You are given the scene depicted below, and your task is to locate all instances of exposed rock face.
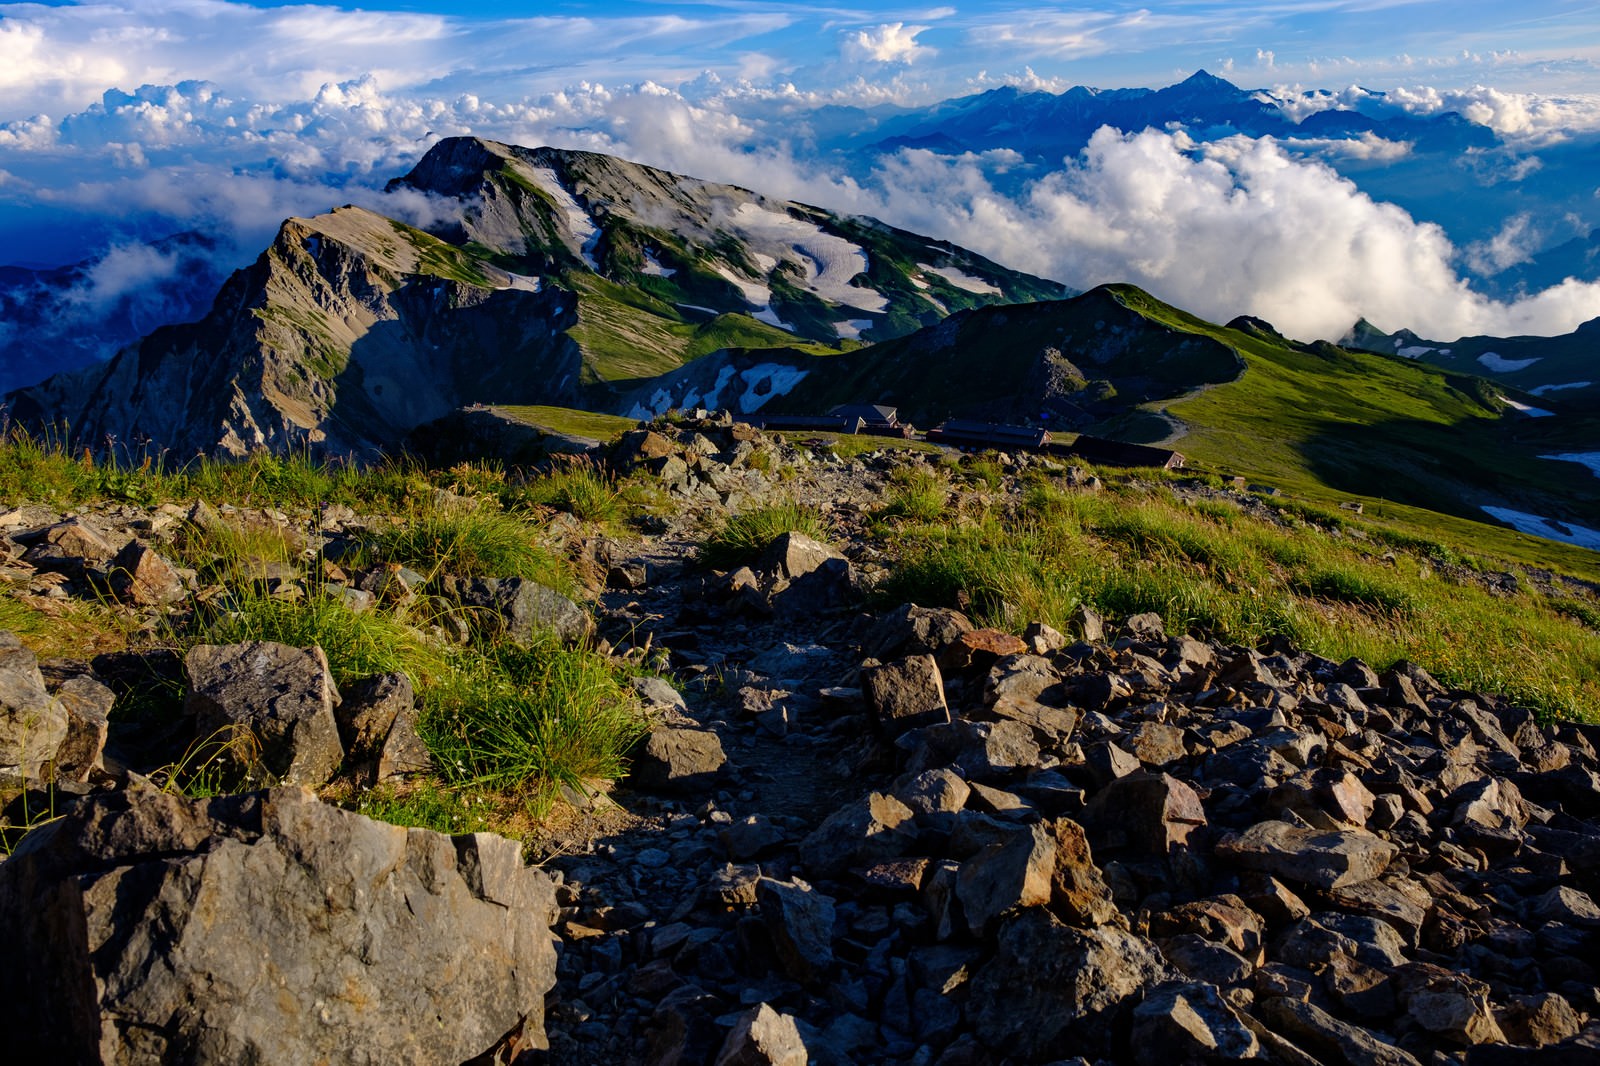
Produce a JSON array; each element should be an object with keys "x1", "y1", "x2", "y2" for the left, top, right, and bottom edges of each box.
[
  {"x1": 0, "y1": 786, "x2": 559, "y2": 1065},
  {"x1": 0, "y1": 632, "x2": 68, "y2": 785},
  {"x1": 183, "y1": 641, "x2": 345, "y2": 787}
]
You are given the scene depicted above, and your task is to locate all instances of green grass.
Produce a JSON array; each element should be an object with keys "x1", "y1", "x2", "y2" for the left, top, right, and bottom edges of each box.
[
  {"x1": 875, "y1": 466, "x2": 950, "y2": 523},
  {"x1": 878, "y1": 471, "x2": 1600, "y2": 720},
  {"x1": 827, "y1": 433, "x2": 942, "y2": 460},
  {"x1": 372, "y1": 500, "x2": 573, "y2": 591},
  {"x1": 197, "y1": 587, "x2": 449, "y2": 688},
  {"x1": 514, "y1": 463, "x2": 624, "y2": 525},
  {"x1": 419, "y1": 636, "x2": 647, "y2": 806},
  {"x1": 700, "y1": 500, "x2": 829, "y2": 570},
  {"x1": 493, "y1": 405, "x2": 640, "y2": 444}
]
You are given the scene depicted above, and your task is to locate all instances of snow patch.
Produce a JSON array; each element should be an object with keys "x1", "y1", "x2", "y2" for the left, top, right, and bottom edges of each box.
[
  {"x1": 1396, "y1": 345, "x2": 1434, "y2": 359},
  {"x1": 1539, "y1": 453, "x2": 1600, "y2": 478},
  {"x1": 752, "y1": 306, "x2": 795, "y2": 332},
  {"x1": 738, "y1": 363, "x2": 809, "y2": 412},
  {"x1": 1500, "y1": 396, "x2": 1555, "y2": 417},
  {"x1": 695, "y1": 366, "x2": 739, "y2": 411},
  {"x1": 1478, "y1": 352, "x2": 1541, "y2": 373},
  {"x1": 501, "y1": 271, "x2": 542, "y2": 293},
  {"x1": 676, "y1": 303, "x2": 720, "y2": 317},
  {"x1": 918, "y1": 263, "x2": 1003, "y2": 296},
  {"x1": 1482, "y1": 507, "x2": 1600, "y2": 551},
  {"x1": 713, "y1": 264, "x2": 772, "y2": 309},
  {"x1": 527, "y1": 167, "x2": 601, "y2": 271},
  {"x1": 641, "y1": 250, "x2": 676, "y2": 278},
  {"x1": 721, "y1": 203, "x2": 887, "y2": 313},
  {"x1": 1532, "y1": 381, "x2": 1592, "y2": 395},
  {"x1": 834, "y1": 319, "x2": 874, "y2": 340}
]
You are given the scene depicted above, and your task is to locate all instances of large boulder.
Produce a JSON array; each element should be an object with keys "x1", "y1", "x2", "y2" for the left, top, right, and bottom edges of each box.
[
  {"x1": 0, "y1": 786, "x2": 560, "y2": 1064},
  {"x1": 184, "y1": 641, "x2": 345, "y2": 787}
]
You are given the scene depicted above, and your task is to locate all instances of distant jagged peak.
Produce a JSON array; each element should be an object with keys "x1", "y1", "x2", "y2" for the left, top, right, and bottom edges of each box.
[{"x1": 1179, "y1": 68, "x2": 1239, "y2": 90}]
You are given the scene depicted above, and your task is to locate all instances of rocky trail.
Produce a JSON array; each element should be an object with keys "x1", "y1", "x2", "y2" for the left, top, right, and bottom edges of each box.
[{"x1": 1, "y1": 417, "x2": 1600, "y2": 1064}]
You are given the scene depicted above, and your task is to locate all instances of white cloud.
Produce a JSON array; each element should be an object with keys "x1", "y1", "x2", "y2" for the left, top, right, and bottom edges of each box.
[
  {"x1": 0, "y1": 1, "x2": 794, "y2": 118},
  {"x1": 843, "y1": 23, "x2": 934, "y2": 65},
  {"x1": 851, "y1": 129, "x2": 1600, "y2": 342},
  {"x1": 1465, "y1": 213, "x2": 1540, "y2": 274},
  {"x1": 1280, "y1": 131, "x2": 1413, "y2": 162},
  {"x1": 1271, "y1": 81, "x2": 1600, "y2": 139}
]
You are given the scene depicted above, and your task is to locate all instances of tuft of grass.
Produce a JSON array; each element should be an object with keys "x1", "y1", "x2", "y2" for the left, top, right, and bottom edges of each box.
[
  {"x1": 372, "y1": 501, "x2": 572, "y2": 590},
  {"x1": 198, "y1": 587, "x2": 448, "y2": 688},
  {"x1": 419, "y1": 636, "x2": 647, "y2": 808},
  {"x1": 876, "y1": 466, "x2": 949, "y2": 524},
  {"x1": 516, "y1": 463, "x2": 623, "y2": 526},
  {"x1": 700, "y1": 500, "x2": 828, "y2": 570}
]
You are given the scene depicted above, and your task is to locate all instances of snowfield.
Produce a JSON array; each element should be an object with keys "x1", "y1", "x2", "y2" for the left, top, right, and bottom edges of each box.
[
  {"x1": 833, "y1": 319, "x2": 875, "y2": 339},
  {"x1": 1482, "y1": 507, "x2": 1600, "y2": 551},
  {"x1": 720, "y1": 203, "x2": 888, "y2": 313},
  {"x1": 918, "y1": 264, "x2": 1003, "y2": 295},
  {"x1": 1531, "y1": 381, "x2": 1592, "y2": 395},
  {"x1": 1539, "y1": 453, "x2": 1600, "y2": 479},
  {"x1": 1396, "y1": 345, "x2": 1435, "y2": 359},
  {"x1": 641, "y1": 251, "x2": 676, "y2": 277},
  {"x1": 624, "y1": 361, "x2": 809, "y2": 419},
  {"x1": 1478, "y1": 352, "x2": 1541, "y2": 373},
  {"x1": 527, "y1": 167, "x2": 601, "y2": 270}
]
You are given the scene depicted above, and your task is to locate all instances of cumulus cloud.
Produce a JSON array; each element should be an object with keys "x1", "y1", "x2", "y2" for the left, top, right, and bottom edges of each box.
[
  {"x1": 4, "y1": 66, "x2": 1599, "y2": 351},
  {"x1": 1272, "y1": 82, "x2": 1600, "y2": 139},
  {"x1": 843, "y1": 23, "x2": 934, "y2": 65},
  {"x1": 0, "y1": 1, "x2": 794, "y2": 117},
  {"x1": 1280, "y1": 131, "x2": 1413, "y2": 162},
  {"x1": 1465, "y1": 213, "x2": 1541, "y2": 275},
  {"x1": 852, "y1": 129, "x2": 1600, "y2": 342}
]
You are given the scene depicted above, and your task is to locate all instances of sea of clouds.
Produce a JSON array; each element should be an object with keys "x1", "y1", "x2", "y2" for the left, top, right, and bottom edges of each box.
[{"x1": 4, "y1": 2, "x2": 1600, "y2": 349}]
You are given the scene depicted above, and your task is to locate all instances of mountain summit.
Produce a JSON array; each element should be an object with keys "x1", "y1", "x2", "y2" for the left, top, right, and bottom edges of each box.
[{"x1": 6, "y1": 139, "x2": 1063, "y2": 459}]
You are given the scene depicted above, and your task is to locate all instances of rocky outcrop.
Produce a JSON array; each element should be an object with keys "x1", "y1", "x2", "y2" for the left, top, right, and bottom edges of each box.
[{"x1": 0, "y1": 785, "x2": 559, "y2": 1064}]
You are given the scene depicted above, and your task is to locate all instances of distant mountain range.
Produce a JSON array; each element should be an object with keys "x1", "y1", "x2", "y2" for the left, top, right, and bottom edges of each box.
[{"x1": 815, "y1": 71, "x2": 1600, "y2": 293}]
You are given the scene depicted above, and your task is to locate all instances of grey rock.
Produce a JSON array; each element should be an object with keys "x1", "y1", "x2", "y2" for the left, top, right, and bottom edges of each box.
[
  {"x1": 465, "y1": 577, "x2": 593, "y2": 646},
  {"x1": 757, "y1": 877, "x2": 835, "y2": 984},
  {"x1": 864, "y1": 654, "x2": 951, "y2": 737},
  {"x1": 799, "y1": 791, "x2": 916, "y2": 878},
  {"x1": 1080, "y1": 772, "x2": 1208, "y2": 856},
  {"x1": 956, "y1": 822, "x2": 1056, "y2": 936},
  {"x1": 863, "y1": 604, "x2": 974, "y2": 661},
  {"x1": 336, "y1": 672, "x2": 431, "y2": 787},
  {"x1": 895, "y1": 767, "x2": 971, "y2": 815},
  {"x1": 0, "y1": 632, "x2": 67, "y2": 786},
  {"x1": 1217, "y1": 820, "x2": 1397, "y2": 889},
  {"x1": 52, "y1": 674, "x2": 114, "y2": 783},
  {"x1": 184, "y1": 641, "x2": 345, "y2": 787},
  {"x1": 715, "y1": 1003, "x2": 808, "y2": 1066},
  {"x1": 1256, "y1": 996, "x2": 1421, "y2": 1066},
  {"x1": 107, "y1": 541, "x2": 188, "y2": 606},
  {"x1": 1131, "y1": 980, "x2": 1260, "y2": 1061},
  {"x1": 630, "y1": 727, "x2": 727, "y2": 794},
  {"x1": 969, "y1": 910, "x2": 1172, "y2": 1061},
  {"x1": 0, "y1": 786, "x2": 559, "y2": 1064}
]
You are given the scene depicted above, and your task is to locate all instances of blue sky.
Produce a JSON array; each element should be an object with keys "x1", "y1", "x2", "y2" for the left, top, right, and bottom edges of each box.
[
  {"x1": 3, "y1": 1, "x2": 1600, "y2": 341},
  {"x1": 3, "y1": 0, "x2": 1598, "y2": 118}
]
